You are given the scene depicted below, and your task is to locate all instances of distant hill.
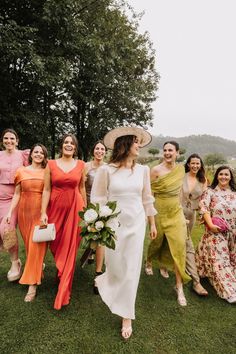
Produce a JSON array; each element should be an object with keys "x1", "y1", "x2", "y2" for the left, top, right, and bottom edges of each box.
[{"x1": 143, "y1": 134, "x2": 236, "y2": 159}]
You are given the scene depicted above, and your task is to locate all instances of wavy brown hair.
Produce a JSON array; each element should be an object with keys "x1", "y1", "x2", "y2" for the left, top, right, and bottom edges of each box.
[
  {"x1": 28, "y1": 144, "x2": 48, "y2": 168},
  {"x1": 211, "y1": 165, "x2": 236, "y2": 191},
  {"x1": 109, "y1": 135, "x2": 137, "y2": 167},
  {"x1": 185, "y1": 153, "x2": 206, "y2": 183}
]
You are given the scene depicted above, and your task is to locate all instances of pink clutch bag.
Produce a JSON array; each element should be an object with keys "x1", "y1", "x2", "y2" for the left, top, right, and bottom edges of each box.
[{"x1": 211, "y1": 216, "x2": 230, "y2": 232}]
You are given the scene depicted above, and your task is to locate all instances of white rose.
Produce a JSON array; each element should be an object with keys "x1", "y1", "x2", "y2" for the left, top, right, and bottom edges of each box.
[
  {"x1": 99, "y1": 205, "x2": 113, "y2": 217},
  {"x1": 95, "y1": 221, "x2": 104, "y2": 231},
  {"x1": 84, "y1": 209, "x2": 98, "y2": 223},
  {"x1": 106, "y1": 218, "x2": 120, "y2": 231}
]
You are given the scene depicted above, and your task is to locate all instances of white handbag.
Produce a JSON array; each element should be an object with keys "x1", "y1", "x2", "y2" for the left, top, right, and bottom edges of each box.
[{"x1": 32, "y1": 224, "x2": 56, "y2": 242}]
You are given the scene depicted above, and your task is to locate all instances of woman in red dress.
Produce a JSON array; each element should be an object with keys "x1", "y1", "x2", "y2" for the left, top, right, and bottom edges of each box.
[{"x1": 41, "y1": 134, "x2": 86, "y2": 310}]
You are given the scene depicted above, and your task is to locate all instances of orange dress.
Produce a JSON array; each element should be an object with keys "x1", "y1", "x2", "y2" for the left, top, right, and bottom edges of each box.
[
  {"x1": 15, "y1": 167, "x2": 47, "y2": 285},
  {"x1": 47, "y1": 160, "x2": 85, "y2": 310}
]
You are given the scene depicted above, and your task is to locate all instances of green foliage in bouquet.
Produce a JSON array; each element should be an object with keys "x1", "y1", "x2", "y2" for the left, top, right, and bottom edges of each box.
[{"x1": 78, "y1": 201, "x2": 120, "y2": 250}]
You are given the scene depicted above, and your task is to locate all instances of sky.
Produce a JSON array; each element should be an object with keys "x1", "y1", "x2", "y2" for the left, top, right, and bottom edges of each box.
[{"x1": 128, "y1": 0, "x2": 236, "y2": 141}]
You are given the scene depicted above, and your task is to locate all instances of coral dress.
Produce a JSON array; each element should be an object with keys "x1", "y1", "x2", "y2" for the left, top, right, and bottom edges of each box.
[
  {"x1": 196, "y1": 186, "x2": 236, "y2": 301},
  {"x1": 15, "y1": 167, "x2": 47, "y2": 285},
  {"x1": 91, "y1": 164, "x2": 156, "y2": 319},
  {"x1": 47, "y1": 160, "x2": 85, "y2": 310}
]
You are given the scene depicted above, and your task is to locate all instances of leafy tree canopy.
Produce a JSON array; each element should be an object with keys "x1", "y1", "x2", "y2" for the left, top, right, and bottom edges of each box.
[{"x1": 0, "y1": 0, "x2": 159, "y2": 158}]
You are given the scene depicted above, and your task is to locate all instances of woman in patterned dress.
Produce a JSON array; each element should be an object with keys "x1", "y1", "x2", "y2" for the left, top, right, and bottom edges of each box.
[{"x1": 195, "y1": 165, "x2": 236, "y2": 303}]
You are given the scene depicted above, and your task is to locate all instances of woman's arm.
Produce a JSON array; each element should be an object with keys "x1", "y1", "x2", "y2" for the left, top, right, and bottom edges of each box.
[
  {"x1": 147, "y1": 215, "x2": 157, "y2": 239},
  {"x1": 203, "y1": 212, "x2": 221, "y2": 233},
  {"x1": 6, "y1": 184, "x2": 21, "y2": 223},
  {"x1": 79, "y1": 169, "x2": 87, "y2": 207},
  {"x1": 40, "y1": 165, "x2": 51, "y2": 225}
]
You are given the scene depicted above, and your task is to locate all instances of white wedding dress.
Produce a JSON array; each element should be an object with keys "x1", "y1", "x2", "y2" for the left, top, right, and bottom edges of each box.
[{"x1": 91, "y1": 164, "x2": 156, "y2": 319}]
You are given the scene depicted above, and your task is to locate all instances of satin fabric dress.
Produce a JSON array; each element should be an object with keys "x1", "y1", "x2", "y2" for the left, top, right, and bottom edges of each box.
[
  {"x1": 47, "y1": 160, "x2": 85, "y2": 310},
  {"x1": 147, "y1": 165, "x2": 191, "y2": 283},
  {"x1": 196, "y1": 186, "x2": 236, "y2": 301},
  {"x1": 180, "y1": 176, "x2": 205, "y2": 284},
  {"x1": 15, "y1": 167, "x2": 47, "y2": 285},
  {"x1": 0, "y1": 150, "x2": 29, "y2": 246},
  {"x1": 91, "y1": 164, "x2": 156, "y2": 319}
]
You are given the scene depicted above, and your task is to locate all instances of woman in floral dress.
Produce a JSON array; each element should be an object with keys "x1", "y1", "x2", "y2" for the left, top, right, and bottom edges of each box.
[{"x1": 195, "y1": 165, "x2": 236, "y2": 303}]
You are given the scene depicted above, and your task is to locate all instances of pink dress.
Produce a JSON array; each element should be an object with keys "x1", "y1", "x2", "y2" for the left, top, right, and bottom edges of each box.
[
  {"x1": 0, "y1": 150, "x2": 29, "y2": 244},
  {"x1": 196, "y1": 186, "x2": 236, "y2": 301}
]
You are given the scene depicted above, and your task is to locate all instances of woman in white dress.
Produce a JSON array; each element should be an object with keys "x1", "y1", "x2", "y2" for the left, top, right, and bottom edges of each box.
[{"x1": 91, "y1": 126, "x2": 157, "y2": 340}]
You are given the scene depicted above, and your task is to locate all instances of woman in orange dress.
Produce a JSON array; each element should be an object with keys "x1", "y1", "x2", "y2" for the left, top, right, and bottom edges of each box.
[
  {"x1": 41, "y1": 133, "x2": 86, "y2": 310},
  {"x1": 6, "y1": 144, "x2": 48, "y2": 301}
]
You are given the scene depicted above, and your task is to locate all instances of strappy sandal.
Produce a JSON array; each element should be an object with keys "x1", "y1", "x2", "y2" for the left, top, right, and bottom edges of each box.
[
  {"x1": 24, "y1": 286, "x2": 37, "y2": 303},
  {"x1": 174, "y1": 286, "x2": 187, "y2": 306},
  {"x1": 121, "y1": 326, "x2": 132, "y2": 340},
  {"x1": 193, "y1": 282, "x2": 208, "y2": 296},
  {"x1": 144, "y1": 261, "x2": 153, "y2": 275},
  {"x1": 160, "y1": 268, "x2": 169, "y2": 279}
]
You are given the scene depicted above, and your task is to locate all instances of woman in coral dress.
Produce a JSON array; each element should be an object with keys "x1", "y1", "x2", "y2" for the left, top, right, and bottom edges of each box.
[
  {"x1": 6, "y1": 144, "x2": 48, "y2": 301},
  {"x1": 195, "y1": 165, "x2": 236, "y2": 303},
  {"x1": 41, "y1": 133, "x2": 86, "y2": 310},
  {"x1": 91, "y1": 126, "x2": 157, "y2": 340},
  {"x1": 0, "y1": 128, "x2": 29, "y2": 281}
]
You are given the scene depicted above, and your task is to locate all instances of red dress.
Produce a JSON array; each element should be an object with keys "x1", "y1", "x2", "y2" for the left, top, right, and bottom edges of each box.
[{"x1": 47, "y1": 160, "x2": 85, "y2": 310}]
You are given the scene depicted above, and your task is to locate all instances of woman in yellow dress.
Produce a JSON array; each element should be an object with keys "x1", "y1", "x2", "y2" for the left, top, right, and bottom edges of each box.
[{"x1": 145, "y1": 141, "x2": 191, "y2": 306}]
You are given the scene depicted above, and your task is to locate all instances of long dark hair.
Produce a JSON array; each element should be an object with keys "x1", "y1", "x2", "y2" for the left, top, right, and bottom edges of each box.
[
  {"x1": 185, "y1": 153, "x2": 206, "y2": 183},
  {"x1": 28, "y1": 144, "x2": 48, "y2": 168},
  {"x1": 211, "y1": 165, "x2": 236, "y2": 191},
  {"x1": 59, "y1": 133, "x2": 78, "y2": 158},
  {"x1": 109, "y1": 135, "x2": 136, "y2": 167}
]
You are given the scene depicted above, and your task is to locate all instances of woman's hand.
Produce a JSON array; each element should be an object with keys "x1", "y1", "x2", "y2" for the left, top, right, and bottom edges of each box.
[
  {"x1": 40, "y1": 213, "x2": 48, "y2": 225},
  {"x1": 149, "y1": 223, "x2": 157, "y2": 240},
  {"x1": 207, "y1": 223, "x2": 221, "y2": 233}
]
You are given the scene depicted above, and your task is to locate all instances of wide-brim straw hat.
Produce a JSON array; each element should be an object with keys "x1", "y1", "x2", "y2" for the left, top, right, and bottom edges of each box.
[{"x1": 103, "y1": 126, "x2": 152, "y2": 149}]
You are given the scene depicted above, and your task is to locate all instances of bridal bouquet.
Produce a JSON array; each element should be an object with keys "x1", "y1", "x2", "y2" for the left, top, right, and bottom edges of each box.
[{"x1": 79, "y1": 201, "x2": 120, "y2": 250}]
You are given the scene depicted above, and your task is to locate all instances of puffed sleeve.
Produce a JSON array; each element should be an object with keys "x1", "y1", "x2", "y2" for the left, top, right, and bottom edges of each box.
[
  {"x1": 142, "y1": 165, "x2": 157, "y2": 216},
  {"x1": 21, "y1": 149, "x2": 30, "y2": 166},
  {"x1": 14, "y1": 167, "x2": 24, "y2": 185},
  {"x1": 90, "y1": 165, "x2": 109, "y2": 205},
  {"x1": 199, "y1": 187, "x2": 213, "y2": 215}
]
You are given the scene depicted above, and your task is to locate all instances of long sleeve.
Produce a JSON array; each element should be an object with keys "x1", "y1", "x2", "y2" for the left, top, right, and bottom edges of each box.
[
  {"x1": 142, "y1": 165, "x2": 157, "y2": 217},
  {"x1": 91, "y1": 165, "x2": 109, "y2": 205}
]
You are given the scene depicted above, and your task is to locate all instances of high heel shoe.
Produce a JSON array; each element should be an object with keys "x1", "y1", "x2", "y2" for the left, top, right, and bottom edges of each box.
[
  {"x1": 174, "y1": 285, "x2": 187, "y2": 306},
  {"x1": 121, "y1": 319, "x2": 132, "y2": 340},
  {"x1": 7, "y1": 259, "x2": 22, "y2": 282},
  {"x1": 24, "y1": 285, "x2": 37, "y2": 302},
  {"x1": 93, "y1": 271, "x2": 103, "y2": 295},
  {"x1": 160, "y1": 268, "x2": 169, "y2": 279}
]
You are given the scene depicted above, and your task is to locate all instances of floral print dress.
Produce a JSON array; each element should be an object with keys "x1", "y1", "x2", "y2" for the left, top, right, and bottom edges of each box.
[{"x1": 195, "y1": 186, "x2": 236, "y2": 302}]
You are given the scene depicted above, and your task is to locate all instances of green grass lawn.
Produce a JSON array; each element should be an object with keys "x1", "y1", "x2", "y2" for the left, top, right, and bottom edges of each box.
[{"x1": 0, "y1": 225, "x2": 235, "y2": 354}]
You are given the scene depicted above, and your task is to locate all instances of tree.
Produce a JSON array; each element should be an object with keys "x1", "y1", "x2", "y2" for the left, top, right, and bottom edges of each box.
[
  {"x1": 148, "y1": 148, "x2": 159, "y2": 157},
  {"x1": 0, "y1": 0, "x2": 159, "y2": 158},
  {"x1": 204, "y1": 153, "x2": 227, "y2": 171}
]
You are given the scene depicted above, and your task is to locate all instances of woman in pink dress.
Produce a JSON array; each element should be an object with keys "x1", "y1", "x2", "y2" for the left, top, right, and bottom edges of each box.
[
  {"x1": 0, "y1": 129, "x2": 29, "y2": 281},
  {"x1": 41, "y1": 133, "x2": 86, "y2": 310},
  {"x1": 196, "y1": 165, "x2": 236, "y2": 303}
]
